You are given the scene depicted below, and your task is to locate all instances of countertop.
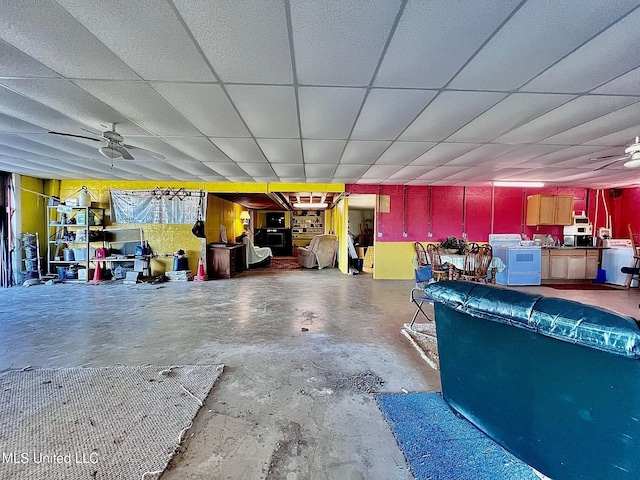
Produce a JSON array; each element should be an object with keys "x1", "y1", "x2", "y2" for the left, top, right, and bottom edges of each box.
[{"x1": 541, "y1": 246, "x2": 605, "y2": 250}]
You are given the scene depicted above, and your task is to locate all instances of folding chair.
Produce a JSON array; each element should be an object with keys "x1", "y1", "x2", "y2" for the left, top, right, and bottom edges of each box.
[{"x1": 410, "y1": 265, "x2": 435, "y2": 329}]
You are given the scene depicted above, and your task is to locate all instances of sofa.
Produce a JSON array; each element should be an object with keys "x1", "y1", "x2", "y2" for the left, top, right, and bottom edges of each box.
[
  {"x1": 425, "y1": 280, "x2": 640, "y2": 480},
  {"x1": 297, "y1": 234, "x2": 338, "y2": 269}
]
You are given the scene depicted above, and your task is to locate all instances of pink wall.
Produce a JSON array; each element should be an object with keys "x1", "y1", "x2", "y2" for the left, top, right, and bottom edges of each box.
[{"x1": 346, "y1": 184, "x2": 640, "y2": 243}]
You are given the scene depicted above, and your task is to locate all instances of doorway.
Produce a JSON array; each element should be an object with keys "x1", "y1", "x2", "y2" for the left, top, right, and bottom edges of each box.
[{"x1": 348, "y1": 194, "x2": 376, "y2": 275}]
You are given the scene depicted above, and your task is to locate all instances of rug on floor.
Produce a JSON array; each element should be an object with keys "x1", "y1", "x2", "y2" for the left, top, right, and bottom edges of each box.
[
  {"x1": 377, "y1": 392, "x2": 539, "y2": 480},
  {"x1": 401, "y1": 322, "x2": 439, "y2": 370},
  {"x1": 0, "y1": 364, "x2": 223, "y2": 480},
  {"x1": 267, "y1": 256, "x2": 302, "y2": 270},
  {"x1": 546, "y1": 283, "x2": 620, "y2": 290}
]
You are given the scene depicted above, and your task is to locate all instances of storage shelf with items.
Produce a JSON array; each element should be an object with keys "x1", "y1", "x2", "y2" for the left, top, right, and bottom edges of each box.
[
  {"x1": 46, "y1": 205, "x2": 105, "y2": 281},
  {"x1": 291, "y1": 210, "x2": 324, "y2": 247}
]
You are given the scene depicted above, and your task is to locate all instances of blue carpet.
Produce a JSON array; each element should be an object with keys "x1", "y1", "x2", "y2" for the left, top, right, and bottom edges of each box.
[{"x1": 376, "y1": 392, "x2": 538, "y2": 480}]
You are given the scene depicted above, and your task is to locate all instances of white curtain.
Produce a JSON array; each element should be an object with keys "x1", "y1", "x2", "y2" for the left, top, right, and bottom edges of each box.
[{"x1": 110, "y1": 188, "x2": 205, "y2": 224}]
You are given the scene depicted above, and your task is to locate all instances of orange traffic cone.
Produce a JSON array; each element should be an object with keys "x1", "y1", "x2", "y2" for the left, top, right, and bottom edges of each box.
[
  {"x1": 194, "y1": 257, "x2": 208, "y2": 281},
  {"x1": 91, "y1": 261, "x2": 102, "y2": 283}
]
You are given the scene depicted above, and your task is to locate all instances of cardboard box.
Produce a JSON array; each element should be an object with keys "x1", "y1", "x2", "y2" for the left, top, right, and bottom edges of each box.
[{"x1": 78, "y1": 268, "x2": 94, "y2": 281}]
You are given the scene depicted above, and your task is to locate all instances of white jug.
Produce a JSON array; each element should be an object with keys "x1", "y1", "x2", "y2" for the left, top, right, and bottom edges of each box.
[{"x1": 78, "y1": 186, "x2": 91, "y2": 207}]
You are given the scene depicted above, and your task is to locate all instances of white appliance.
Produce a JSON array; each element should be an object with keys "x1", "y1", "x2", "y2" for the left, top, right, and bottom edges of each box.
[
  {"x1": 489, "y1": 234, "x2": 542, "y2": 286},
  {"x1": 601, "y1": 238, "x2": 637, "y2": 287}
]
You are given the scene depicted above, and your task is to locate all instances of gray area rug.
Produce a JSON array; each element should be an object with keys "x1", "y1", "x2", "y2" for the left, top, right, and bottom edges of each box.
[
  {"x1": 0, "y1": 365, "x2": 223, "y2": 479},
  {"x1": 401, "y1": 322, "x2": 439, "y2": 370}
]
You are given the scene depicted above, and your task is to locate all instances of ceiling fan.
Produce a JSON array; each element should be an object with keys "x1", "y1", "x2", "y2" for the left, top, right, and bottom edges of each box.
[
  {"x1": 49, "y1": 123, "x2": 166, "y2": 161},
  {"x1": 591, "y1": 136, "x2": 640, "y2": 169}
]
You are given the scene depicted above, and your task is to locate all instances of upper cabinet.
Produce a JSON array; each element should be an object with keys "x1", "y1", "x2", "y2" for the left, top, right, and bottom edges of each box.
[{"x1": 526, "y1": 194, "x2": 574, "y2": 226}]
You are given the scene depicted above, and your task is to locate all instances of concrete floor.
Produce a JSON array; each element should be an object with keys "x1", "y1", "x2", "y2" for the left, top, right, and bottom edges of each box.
[{"x1": 1, "y1": 271, "x2": 639, "y2": 479}]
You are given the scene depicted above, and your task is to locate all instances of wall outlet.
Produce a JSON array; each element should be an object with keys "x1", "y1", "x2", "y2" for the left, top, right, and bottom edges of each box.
[
  {"x1": 427, "y1": 232, "x2": 433, "y2": 238},
  {"x1": 377, "y1": 232, "x2": 382, "y2": 238},
  {"x1": 402, "y1": 232, "x2": 408, "y2": 238}
]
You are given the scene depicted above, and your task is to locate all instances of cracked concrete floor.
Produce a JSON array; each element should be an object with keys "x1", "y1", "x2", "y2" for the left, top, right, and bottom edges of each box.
[{"x1": 0, "y1": 269, "x2": 441, "y2": 479}]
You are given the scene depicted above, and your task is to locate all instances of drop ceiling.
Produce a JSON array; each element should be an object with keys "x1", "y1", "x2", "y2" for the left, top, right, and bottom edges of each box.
[{"x1": 1, "y1": 1, "x2": 640, "y2": 188}]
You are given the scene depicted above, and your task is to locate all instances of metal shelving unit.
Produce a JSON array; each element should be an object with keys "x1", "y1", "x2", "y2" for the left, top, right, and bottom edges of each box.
[{"x1": 46, "y1": 205, "x2": 105, "y2": 281}]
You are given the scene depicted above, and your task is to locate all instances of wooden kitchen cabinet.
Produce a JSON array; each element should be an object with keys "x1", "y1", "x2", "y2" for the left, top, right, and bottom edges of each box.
[
  {"x1": 526, "y1": 194, "x2": 574, "y2": 226},
  {"x1": 547, "y1": 249, "x2": 599, "y2": 280},
  {"x1": 585, "y1": 250, "x2": 599, "y2": 279},
  {"x1": 541, "y1": 250, "x2": 550, "y2": 280}
]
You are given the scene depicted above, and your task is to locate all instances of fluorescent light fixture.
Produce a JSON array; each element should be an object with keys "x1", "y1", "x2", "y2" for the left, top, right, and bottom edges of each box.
[
  {"x1": 493, "y1": 181, "x2": 544, "y2": 187},
  {"x1": 293, "y1": 202, "x2": 328, "y2": 209}
]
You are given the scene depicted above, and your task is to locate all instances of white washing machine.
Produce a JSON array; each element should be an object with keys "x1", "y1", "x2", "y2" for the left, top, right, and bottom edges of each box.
[{"x1": 601, "y1": 239, "x2": 637, "y2": 287}]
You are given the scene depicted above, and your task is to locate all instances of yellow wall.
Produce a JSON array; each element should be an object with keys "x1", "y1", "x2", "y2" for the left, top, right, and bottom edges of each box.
[
  {"x1": 18, "y1": 176, "x2": 47, "y2": 251},
  {"x1": 373, "y1": 242, "x2": 416, "y2": 280},
  {"x1": 58, "y1": 180, "x2": 207, "y2": 275},
  {"x1": 333, "y1": 198, "x2": 349, "y2": 274},
  {"x1": 206, "y1": 194, "x2": 244, "y2": 244}
]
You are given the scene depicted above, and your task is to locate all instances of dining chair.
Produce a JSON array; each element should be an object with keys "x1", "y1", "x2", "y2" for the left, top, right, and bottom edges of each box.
[
  {"x1": 413, "y1": 242, "x2": 429, "y2": 268},
  {"x1": 426, "y1": 243, "x2": 449, "y2": 281},
  {"x1": 459, "y1": 245, "x2": 493, "y2": 283},
  {"x1": 625, "y1": 224, "x2": 640, "y2": 288}
]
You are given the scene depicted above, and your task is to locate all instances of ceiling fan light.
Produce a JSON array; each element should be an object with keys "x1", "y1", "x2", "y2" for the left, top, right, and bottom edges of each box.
[
  {"x1": 99, "y1": 145, "x2": 122, "y2": 159},
  {"x1": 623, "y1": 158, "x2": 640, "y2": 168}
]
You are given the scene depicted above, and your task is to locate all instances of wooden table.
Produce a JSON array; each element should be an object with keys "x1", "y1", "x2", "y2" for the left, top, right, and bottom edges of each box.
[
  {"x1": 207, "y1": 243, "x2": 246, "y2": 279},
  {"x1": 440, "y1": 253, "x2": 506, "y2": 283}
]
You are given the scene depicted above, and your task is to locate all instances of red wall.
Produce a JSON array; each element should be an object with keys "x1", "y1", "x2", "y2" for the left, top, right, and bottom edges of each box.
[{"x1": 346, "y1": 184, "x2": 640, "y2": 243}]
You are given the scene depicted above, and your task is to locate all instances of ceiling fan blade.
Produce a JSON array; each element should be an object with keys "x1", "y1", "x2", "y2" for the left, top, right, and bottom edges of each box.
[
  {"x1": 114, "y1": 146, "x2": 134, "y2": 160},
  {"x1": 123, "y1": 144, "x2": 166, "y2": 160},
  {"x1": 48, "y1": 131, "x2": 102, "y2": 142}
]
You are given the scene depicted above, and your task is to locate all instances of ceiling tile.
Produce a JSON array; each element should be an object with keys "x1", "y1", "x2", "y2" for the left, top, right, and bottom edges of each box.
[
  {"x1": 210, "y1": 138, "x2": 267, "y2": 163},
  {"x1": 375, "y1": 0, "x2": 519, "y2": 88},
  {"x1": 522, "y1": 7, "x2": 640, "y2": 93},
  {"x1": 449, "y1": 1, "x2": 638, "y2": 90},
  {"x1": 291, "y1": 0, "x2": 402, "y2": 85},
  {"x1": 386, "y1": 165, "x2": 435, "y2": 182},
  {"x1": 72, "y1": 80, "x2": 201, "y2": 136},
  {"x1": 173, "y1": 0, "x2": 293, "y2": 83},
  {"x1": 238, "y1": 163, "x2": 276, "y2": 178},
  {"x1": 0, "y1": 39, "x2": 58, "y2": 78},
  {"x1": 0, "y1": 0, "x2": 138, "y2": 79},
  {"x1": 415, "y1": 166, "x2": 468, "y2": 181},
  {"x1": 495, "y1": 95, "x2": 639, "y2": 144},
  {"x1": 333, "y1": 164, "x2": 371, "y2": 178},
  {"x1": 299, "y1": 87, "x2": 366, "y2": 139},
  {"x1": 447, "y1": 93, "x2": 575, "y2": 143},
  {"x1": 0, "y1": 85, "x2": 94, "y2": 134},
  {"x1": 352, "y1": 89, "x2": 437, "y2": 140},
  {"x1": 56, "y1": 0, "x2": 214, "y2": 82},
  {"x1": 0, "y1": 113, "x2": 47, "y2": 134},
  {"x1": 0, "y1": 133, "x2": 87, "y2": 161},
  {"x1": 540, "y1": 101, "x2": 640, "y2": 145},
  {"x1": 256, "y1": 139, "x2": 303, "y2": 164},
  {"x1": 340, "y1": 140, "x2": 391, "y2": 164},
  {"x1": 302, "y1": 140, "x2": 346, "y2": 164},
  {"x1": 581, "y1": 126, "x2": 640, "y2": 147},
  {"x1": 162, "y1": 137, "x2": 230, "y2": 163},
  {"x1": 202, "y1": 163, "x2": 248, "y2": 178},
  {"x1": 592, "y1": 66, "x2": 640, "y2": 95},
  {"x1": 226, "y1": 85, "x2": 298, "y2": 138},
  {"x1": 151, "y1": 83, "x2": 249, "y2": 137},
  {"x1": 400, "y1": 91, "x2": 507, "y2": 141},
  {"x1": 0, "y1": 78, "x2": 149, "y2": 136},
  {"x1": 305, "y1": 164, "x2": 336, "y2": 178},
  {"x1": 375, "y1": 142, "x2": 435, "y2": 165},
  {"x1": 272, "y1": 164, "x2": 304, "y2": 178},
  {"x1": 411, "y1": 143, "x2": 480, "y2": 166},
  {"x1": 488, "y1": 145, "x2": 567, "y2": 168},
  {"x1": 445, "y1": 144, "x2": 521, "y2": 167},
  {"x1": 361, "y1": 164, "x2": 402, "y2": 179}
]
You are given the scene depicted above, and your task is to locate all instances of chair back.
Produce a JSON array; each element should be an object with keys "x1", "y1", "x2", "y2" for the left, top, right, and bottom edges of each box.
[
  {"x1": 461, "y1": 245, "x2": 493, "y2": 281},
  {"x1": 414, "y1": 242, "x2": 428, "y2": 268},
  {"x1": 629, "y1": 224, "x2": 640, "y2": 258},
  {"x1": 426, "y1": 243, "x2": 444, "y2": 269},
  {"x1": 415, "y1": 265, "x2": 433, "y2": 285}
]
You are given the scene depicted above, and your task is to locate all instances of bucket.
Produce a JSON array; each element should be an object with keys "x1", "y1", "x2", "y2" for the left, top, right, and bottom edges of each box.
[
  {"x1": 57, "y1": 267, "x2": 66, "y2": 280},
  {"x1": 173, "y1": 256, "x2": 188, "y2": 271},
  {"x1": 594, "y1": 268, "x2": 607, "y2": 284}
]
